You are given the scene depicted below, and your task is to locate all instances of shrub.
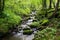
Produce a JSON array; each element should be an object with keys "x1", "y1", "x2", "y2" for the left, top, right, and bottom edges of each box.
[
  {"x1": 33, "y1": 27, "x2": 57, "y2": 40},
  {"x1": 0, "y1": 11, "x2": 22, "y2": 33},
  {"x1": 35, "y1": 9, "x2": 47, "y2": 21}
]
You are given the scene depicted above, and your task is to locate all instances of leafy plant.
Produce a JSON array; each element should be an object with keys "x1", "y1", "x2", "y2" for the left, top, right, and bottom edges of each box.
[{"x1": 33, "y1": 27, "x2": 57, "y2": 40}]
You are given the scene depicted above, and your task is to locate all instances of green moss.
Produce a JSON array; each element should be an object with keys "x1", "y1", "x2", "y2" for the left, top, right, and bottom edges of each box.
[
  {"x1": 23, "y1": 28, "x2": 30, "y2": 30},
  {"x1": 39, "y1": 19, "x2": 49, "y2": 26},
  {"x1": 23, "y1": 28, "x2": 33, "y2": 35},
  {"x1": 29, "y1": 22, "x2": 40, "y2": 28}
]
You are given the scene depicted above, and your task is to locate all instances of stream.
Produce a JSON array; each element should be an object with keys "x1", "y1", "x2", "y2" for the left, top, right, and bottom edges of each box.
[{"x1": 3, "y1": 11, "x2": 37, "y2": 40}]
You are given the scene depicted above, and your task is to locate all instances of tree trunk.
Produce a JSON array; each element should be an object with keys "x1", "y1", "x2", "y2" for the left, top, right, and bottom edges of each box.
[
  {"x1": 0, "y1": 0, "x2": 2, "y2": 14},
  {"x1": 52, "y1": 0, "x2": 55, "y2": 8},
  {"x1": 53, "y1": 0, "x2": 60, "y2": 16},
  {"x1": 42, "y1": 0, "x2": 47, "y2": 9},
  {"x1": 48, "y1": 0, "x2": 60, "y2": 19},
  {"x1": 0, "y1": 0, "x2": 4, "y2": 17},
  {"x1": 49, "y1": 0, "x2": 52, "y2": 9},
  {"x1": 0, "y1": 0, "x2": 4, "y2": 13}
]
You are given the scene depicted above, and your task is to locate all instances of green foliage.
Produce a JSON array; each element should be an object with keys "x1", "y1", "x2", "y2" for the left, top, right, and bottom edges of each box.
[
  {"x1": 4, "y1": 9, "x2": 22, "y2": 24},
  {"x1": 35, "y1": 9, "x2": 47, "y2": 20},
  {"x1": 33, "y1": 27, "x2": 57, "y2": 40},
  {"x1": 34, "y1": 6, "x2": 60, "y2": 40},
  {"x1": 5, "y1": 0, "x2": 31, "y2": 17},
  {"x1": 30, "y1": 0, "x2": 41, "y2": 11},
  {"x1": 0, "y1": 7, "x2": 22, "y2": 33},
  {"x1": 0, "y1": 0, "x2": 60, "y2": 39},
  {"x1": 0, "y1": 15, "x2": 22, "y2": 33}
]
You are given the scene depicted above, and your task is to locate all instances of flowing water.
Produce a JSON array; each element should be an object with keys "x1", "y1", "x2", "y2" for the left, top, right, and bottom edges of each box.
[{"x1": 3, "y1": 11, "x2": 37, "y2": 40}]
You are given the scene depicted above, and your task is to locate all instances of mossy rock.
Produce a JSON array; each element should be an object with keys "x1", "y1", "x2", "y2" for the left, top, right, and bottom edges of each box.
[
  {"x1": 23, "y1": 29, "x2": 33, "y2": 35},
  {"x1": 23, "y1": 28, "x2": 30, "y2": 30},
  {"x1": 39, "y1": 19, "x2": 49, "y2": 26},
  {"x1": 29, "y1": 22, "x2": 40, "y2": 28},
  {"x1": 33, "y1": 19, "x2": 37, "y2": 22}
]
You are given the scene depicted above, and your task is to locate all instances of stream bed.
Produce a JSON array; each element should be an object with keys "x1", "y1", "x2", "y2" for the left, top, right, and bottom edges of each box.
[{"x1": 3, "y1": 11, "x2": 37, "y2": 40}]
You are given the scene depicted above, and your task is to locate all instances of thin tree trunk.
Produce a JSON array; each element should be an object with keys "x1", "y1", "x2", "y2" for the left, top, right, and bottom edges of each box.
[
  {"x1": 53, "y1": 0, "x2": 60, "y2": 15},
  {"x1": 2, "y1": 0, "x2": 4, "y2": 11},
  {"x1": 42, "y1": 0, "x2": 47, "y2": 9},
  {"x1": 53, "y1": 0, "x2": 55, "y2": 8},
  {"x1": 48, "y1": 0, "x2": 60, "y2": 19},
  {"x1": 0, "y1": 0, "x2": 4, "y2": 17},
  {"x1": 0, "y1": 0, "x2": 2, "y2": 13},
  {"x1": 49, "y1": 0, "x2": 52, "y2": 9},
  {"x1": 0, "y1": 0, "x2": 4, "y2": 13}
]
